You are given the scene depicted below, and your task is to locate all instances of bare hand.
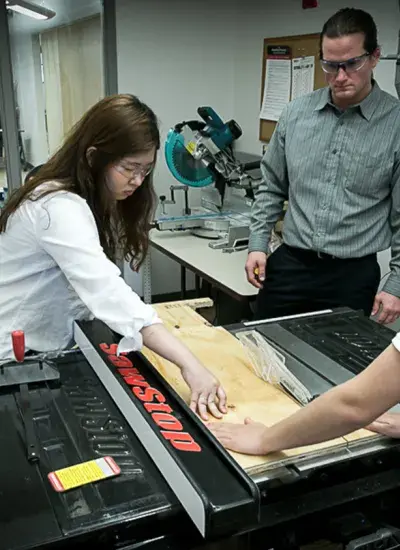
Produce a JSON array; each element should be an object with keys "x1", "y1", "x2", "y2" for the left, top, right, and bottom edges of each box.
[
  {"x1": 181, "y1": 365, "x2": 227, "y2": 421},
  {"x1": 372, "y1": 291, "x2": 400, "y2": 324},
  {"x1": 208, "y1": 417, "x2": 268, "y2": 455},
  {"x1": 245, "y1": 251, "x2": 267, "y2": 289},
  {"x1": 367, "y1": 413, "x2": 400, "y2": 438}
]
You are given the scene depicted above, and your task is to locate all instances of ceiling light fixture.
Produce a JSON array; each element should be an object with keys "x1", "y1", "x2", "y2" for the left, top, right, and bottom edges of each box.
[{"x1": 6, "y1": 0, "x2": 56, "y2": 21}]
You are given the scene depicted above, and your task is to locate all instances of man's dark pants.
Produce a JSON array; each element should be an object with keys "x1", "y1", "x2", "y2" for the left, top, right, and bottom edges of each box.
[{"x1": 255, "y1": 244, "x2": 381, "y2": 320}]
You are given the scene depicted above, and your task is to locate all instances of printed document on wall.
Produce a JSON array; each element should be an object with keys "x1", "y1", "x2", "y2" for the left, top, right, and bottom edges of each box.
[
  {"x1": 259, "y1": 57, "x2": 291, "y2": 122},
  {"x1": 291, "y1": 56, "x2": 315, "y2": 100}
]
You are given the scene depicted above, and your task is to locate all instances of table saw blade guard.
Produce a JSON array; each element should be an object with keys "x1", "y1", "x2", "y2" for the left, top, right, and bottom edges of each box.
[{"x1": 236, "y1": 330, "x2": 313, "y2": 406}]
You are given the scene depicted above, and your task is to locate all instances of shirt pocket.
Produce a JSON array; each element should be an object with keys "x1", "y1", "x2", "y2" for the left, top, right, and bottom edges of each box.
[{"x1": 344, "y1": 148, "x2": 393, "y2": 199}]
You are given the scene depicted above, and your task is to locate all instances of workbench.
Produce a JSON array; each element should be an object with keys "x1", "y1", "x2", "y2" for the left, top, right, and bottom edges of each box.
[
  {"x1": 149, "y1": 230, "x2": 257, "y2": 323},
  {"x1": 2, "y1": 301, "x2": 400, "y2": 550}
]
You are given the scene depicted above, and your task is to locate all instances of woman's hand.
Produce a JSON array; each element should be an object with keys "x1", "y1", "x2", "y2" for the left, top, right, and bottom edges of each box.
[
  {"x1": 181, "y1": 364, "x2": 227, "y2": 421},
  {"x1": 140, "y1": 323, "x2": 227, "y2": 421},
  {"x1": 208, "y1": 417, "x2": 269, "y2": 455}
]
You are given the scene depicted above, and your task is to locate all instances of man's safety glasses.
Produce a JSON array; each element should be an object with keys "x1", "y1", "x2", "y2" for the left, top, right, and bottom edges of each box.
[{"x1": 320, "y1": 53, "x2": 370, "y2": 74}]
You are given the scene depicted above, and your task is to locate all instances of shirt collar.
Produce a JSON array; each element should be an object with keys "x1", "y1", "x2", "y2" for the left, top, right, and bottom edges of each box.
[
  {"x1": 357, "y1": 81, "x2": 381, "y2": 120},
  {"x1": 314, "y1": 80, "x2": 382, "y2": 121},
  {"x1": 314, "y1": 87, "x2": 331, "y2": 111}
]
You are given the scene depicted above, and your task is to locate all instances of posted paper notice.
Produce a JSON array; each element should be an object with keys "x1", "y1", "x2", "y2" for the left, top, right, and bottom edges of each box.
[
  {"x1": 291, "y1": 56, "x2": 315, "y2": 100},
  {"x1": 259, "y1": 57, "x2": 291, "y2": 122}
]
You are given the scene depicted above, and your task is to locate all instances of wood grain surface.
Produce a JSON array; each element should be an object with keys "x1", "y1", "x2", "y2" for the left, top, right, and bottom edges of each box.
[{"x1": 142, "y1": 300, "x2": 377, "y2": 472}]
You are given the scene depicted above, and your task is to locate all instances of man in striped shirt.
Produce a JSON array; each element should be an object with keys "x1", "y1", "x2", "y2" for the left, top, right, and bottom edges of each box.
[{"x1": 246, "y1": 8, "x2": 400, "y2": 325}]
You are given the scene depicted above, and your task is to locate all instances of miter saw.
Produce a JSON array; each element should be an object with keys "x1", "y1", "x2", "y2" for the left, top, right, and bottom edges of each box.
[{"x1": 154, "y1": 107, "x2": 262, "y2": 252}]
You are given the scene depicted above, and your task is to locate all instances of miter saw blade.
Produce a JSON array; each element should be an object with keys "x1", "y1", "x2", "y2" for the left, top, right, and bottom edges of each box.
[{"x1": 165, "y1": 128, "x2": 215, "y2": 187}]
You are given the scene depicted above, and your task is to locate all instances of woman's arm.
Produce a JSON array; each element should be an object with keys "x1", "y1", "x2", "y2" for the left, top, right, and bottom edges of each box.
[
  {"x1": 35, "y1": 192, "x2": 226, "y2": 420},
  {"x1": 209, "y1": 343, "x2": 400, "y2": 455},
  {"x1": 141, "y1": 324, "x2": 226, "y2": 420}
]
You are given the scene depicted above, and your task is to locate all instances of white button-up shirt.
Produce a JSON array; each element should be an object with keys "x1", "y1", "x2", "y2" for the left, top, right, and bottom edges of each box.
[{"x1": 0, "y1": 184, "x2": 161, "y2": 360}]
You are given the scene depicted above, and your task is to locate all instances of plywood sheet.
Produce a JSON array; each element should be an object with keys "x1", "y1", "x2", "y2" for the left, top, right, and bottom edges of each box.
[
  {"x1": 151, "y1": 298, "x2": 213, "y2": 331},
  {"x1": 142, "y1": 302, "x2": 351, "y2": 472},
  {"x1": 343, "y1": 428, "x2": 377, "y2": 443}
]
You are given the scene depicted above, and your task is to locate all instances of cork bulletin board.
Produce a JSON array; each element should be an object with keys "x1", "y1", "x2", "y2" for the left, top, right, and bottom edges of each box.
[{"x1": 259, "y1": 33, "x2": 326, "y2": 143}]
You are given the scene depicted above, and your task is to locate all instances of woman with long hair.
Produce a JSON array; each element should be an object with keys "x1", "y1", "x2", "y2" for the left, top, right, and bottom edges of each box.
[{"x1": 0, "y1": 94, "x2": 226, "y2": 421}]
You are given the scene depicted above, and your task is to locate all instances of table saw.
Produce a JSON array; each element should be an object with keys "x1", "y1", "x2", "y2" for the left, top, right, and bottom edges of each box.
[{"x1": 2, "y1": 302, "x2": 400, "y2": 550}]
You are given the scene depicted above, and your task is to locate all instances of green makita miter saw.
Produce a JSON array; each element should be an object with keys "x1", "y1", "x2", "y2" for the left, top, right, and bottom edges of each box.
[{"x1": 155, "y1": 107, "x2": 262, "y2": 251}]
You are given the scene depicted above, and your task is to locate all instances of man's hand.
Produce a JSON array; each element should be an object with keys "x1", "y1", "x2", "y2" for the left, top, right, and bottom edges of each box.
[
  {"x1": 367, "y1": 413, "x2": 400, "y2": 438},
  {"x1": 207, "y1": 417, "x2": 269, "y2": 455},
  {"x1": 372, "y1": 291, "x2": 400, "y2": 324},
  {"x1": 245, "y1": 251, "x2": 267, "y2": 288},
  {"x1": 181, "y1": 365, "x2": 227, "y2": 422}
]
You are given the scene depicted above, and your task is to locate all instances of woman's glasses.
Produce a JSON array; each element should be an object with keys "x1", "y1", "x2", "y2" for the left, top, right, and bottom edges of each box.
[{"x1": 115, "y1": 162, "x2": 154, "y2": 180}]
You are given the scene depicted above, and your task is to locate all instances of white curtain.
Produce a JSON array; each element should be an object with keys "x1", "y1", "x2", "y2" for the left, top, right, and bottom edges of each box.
[{"x1": 40, "y1": 15, "x2": 103, "y2": 155}]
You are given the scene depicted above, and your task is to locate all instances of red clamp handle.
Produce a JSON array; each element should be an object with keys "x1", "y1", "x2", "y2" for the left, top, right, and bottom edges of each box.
[{"x1": 11, "y1": 330, "x2": 25, "y2": 363}]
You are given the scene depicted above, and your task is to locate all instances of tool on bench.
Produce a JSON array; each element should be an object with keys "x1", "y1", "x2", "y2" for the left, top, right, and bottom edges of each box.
[
  {"x1": 155, "y1": 107, "x2": 262, "y2": 248},
  {"x1": 0, "y1": 331, "x2": 61, "y2": 462}
]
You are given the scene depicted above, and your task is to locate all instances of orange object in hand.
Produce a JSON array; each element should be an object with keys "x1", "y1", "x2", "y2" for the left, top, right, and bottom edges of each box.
[{"x1": 11, "y1": 330, "x2": 25, "y2": 362}]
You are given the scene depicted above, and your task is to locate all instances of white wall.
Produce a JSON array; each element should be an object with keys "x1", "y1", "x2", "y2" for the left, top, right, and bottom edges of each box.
[
  {"x1": 116, "y1": 0, "x2": 237, "y2": 296},
  {"x1": 116, "y1": 0, "x2": 400, "y2": 297}
]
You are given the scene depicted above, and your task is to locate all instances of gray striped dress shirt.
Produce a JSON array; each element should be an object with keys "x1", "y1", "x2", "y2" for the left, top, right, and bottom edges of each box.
[{"x1": 249, "y1": 82, "x2": 400, "y2": 297}]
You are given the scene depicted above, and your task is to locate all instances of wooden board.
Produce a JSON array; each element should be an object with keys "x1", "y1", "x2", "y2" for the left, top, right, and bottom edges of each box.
[
  {"x1": 343, "y1": 428, "x2": 375, "y2": 443},
  {"x1": 141, "y1": 299, "x2": 378, "y2": 473}
]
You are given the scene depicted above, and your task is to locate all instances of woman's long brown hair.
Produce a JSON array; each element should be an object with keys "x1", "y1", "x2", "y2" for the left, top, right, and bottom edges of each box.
[{"x1": 0, "y1": 94, "x2": 160, "y2": 270}]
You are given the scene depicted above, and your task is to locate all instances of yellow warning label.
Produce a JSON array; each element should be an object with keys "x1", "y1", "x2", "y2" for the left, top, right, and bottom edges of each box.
[
  {"x1": 56, "y1": 461, "x2": 106, "y2": 490},
  {"x1": 185, "y1": 141, "x2": 196, "y2": 155},
  {"x1": 48, "y1": 457, "x2": 120, "y2": 492}
]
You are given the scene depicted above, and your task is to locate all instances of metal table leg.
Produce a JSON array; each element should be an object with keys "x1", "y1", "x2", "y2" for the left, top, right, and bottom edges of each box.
[
  {"x1": 181, "y1": 266, "x2": 186, "y2": 300},
  {"x1": 143, "y1": 254, "x2": 152, "y2": 304},
  {"x1": 195, "y1": 275, "x2": 201, "y2": 297}
]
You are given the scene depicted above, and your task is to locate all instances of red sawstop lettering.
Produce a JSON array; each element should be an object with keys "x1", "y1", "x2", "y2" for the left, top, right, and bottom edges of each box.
[
  {"x1": 100, "y1": 343, "x2": 201, "y2": 453},
  {"x1": 133, "y1": 386, "x2": 165, "y2": 403},
  {"x1": 161, "y1": 431, "x2": 201, "y2": 452},
  {"x1": 144, "y1": 402, "x2": 172, "y2": 413},
  {"x1": 100, "y1": 343, "x2": 119, "y2": 355},
  {"x1": 109, "y1": 355, "x2": 133, "y2": 368},
  {"x1": 124, "y1": 374, "x2": 148, "y2": 388},
  {"x1": 118, "y1": 368, "x2": 139, "y2": 377},
  {"x1": 152, "y1": 412, "x2": 183, "y2": 431}
]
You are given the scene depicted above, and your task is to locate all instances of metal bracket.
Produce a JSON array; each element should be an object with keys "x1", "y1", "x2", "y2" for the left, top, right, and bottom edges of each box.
[
  {"x1": 0, "y1": 358, "x2": 60, "y2": 387},
  {"x1": 18, "y1": 382, "x2": 40, "y2": 462},
  {"x1": 159, "y1": 185, "x2": 191, "y2": 216},
  {"x1": 0, "y1": 358, "x2": 60, "y2": 463},
  {"x1": 346, "y1": 527, "x2": 400, "y2": 550},
  {"x1": 208, "y1": 225, "x2": 249, "y2": 252}
]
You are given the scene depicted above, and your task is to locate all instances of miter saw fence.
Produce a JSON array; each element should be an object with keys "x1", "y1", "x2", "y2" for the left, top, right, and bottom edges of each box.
[{"x1": 157, "y1": 107, "x2": 262, "y2": 249}]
